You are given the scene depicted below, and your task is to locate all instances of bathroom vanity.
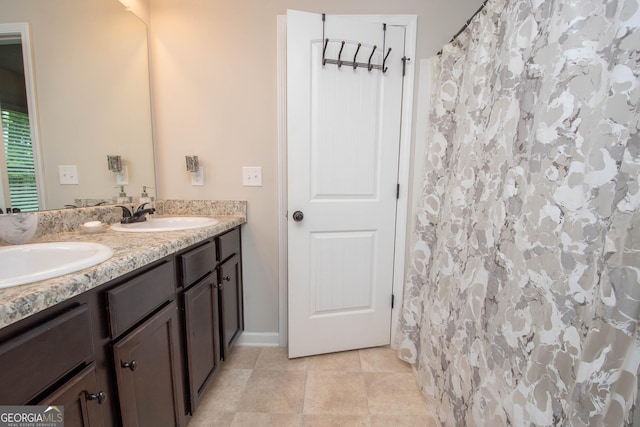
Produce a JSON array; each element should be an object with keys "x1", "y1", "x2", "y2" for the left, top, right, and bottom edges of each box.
[{"x1": 0, "y1": 201, "x2": 246, "y2": 426}]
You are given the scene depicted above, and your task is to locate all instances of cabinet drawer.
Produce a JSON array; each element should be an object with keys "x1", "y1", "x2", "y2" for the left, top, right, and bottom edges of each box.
[
  {"x1": 0, "y1": 304, "x2": 94, "y2": 404},
  {"x1": 217, "y1": 227, "x2": 240, "y2": 262},
  {"x1": 107, "y1": 260, "x2": 175, "y2": 338},
  {"x1": 178, "y1": 241, "x2": 216, "y2": 288}
]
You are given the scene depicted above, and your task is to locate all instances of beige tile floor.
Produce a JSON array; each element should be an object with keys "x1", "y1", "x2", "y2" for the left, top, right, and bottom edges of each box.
[{"x1": 187, "y1": 346, "x2": 437, "y2": 427}]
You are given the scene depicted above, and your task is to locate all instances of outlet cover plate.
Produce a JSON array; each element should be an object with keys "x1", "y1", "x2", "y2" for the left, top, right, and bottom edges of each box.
[
  {"x1": 58, "y1": 165, "x2": 79, "y2": 185},
  {"x1": 242, "y1": 166, "x2": 262, "y2": 187}
]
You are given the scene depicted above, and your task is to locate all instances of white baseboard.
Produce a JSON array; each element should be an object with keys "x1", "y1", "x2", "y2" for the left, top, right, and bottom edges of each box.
[{"x1": 236, "y1": 332, "x2": 281, "y2": 347}]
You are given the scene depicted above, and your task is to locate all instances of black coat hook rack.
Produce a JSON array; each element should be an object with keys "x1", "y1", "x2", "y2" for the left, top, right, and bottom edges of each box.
[{"x1": 321, "y1": 14, "x2": 391, "y2": 73}]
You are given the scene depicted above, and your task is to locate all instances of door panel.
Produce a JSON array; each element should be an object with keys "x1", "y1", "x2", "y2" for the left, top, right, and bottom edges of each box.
[
  {"x1": 183, "y1": 273, "x2": 220, "y2": 412},
  {"x1": 39, "y1": 363, "x2": 104, "y2": 427},
  {"x1": 311, "y1": 42, "x2": 382, "y2": 199},
  {"x1": 219, "y1": 254, "x2": 242, "y2": 359},
  {"x1": 310, "y1": 231, "x2": 375, "y2": 313},
  {"x1": 287, "y1": 10, "x2": 404, "y2": 358},
  {"x1": 112, "y1": 303, "x2": 184, "y2": 427}
]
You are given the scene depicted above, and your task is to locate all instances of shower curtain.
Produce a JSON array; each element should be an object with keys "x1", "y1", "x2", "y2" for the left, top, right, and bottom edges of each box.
[{"x1": 397, "y1": 0, "x2": 640, "y2": 425}]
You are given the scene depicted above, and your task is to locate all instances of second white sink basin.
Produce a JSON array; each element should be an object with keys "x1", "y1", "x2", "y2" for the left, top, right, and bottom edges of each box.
[
  {"x1": 110, "y1": 216, "x2": 219, "y2": 232},
  {"x1": 0, "y1": 242, "x2": 114, "y2": 289}
]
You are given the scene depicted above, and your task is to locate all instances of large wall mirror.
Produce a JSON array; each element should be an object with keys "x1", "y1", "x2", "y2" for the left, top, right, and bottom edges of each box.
[{"x1": 0, "y1": 0, "x2": 155, "y2": 211}]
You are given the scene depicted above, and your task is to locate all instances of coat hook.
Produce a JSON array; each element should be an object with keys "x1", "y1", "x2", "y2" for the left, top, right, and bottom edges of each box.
[
  {"x1": 368, "y1": 45, "x2": 377, "y2": 71},
  {"x1": 322, "y1": 38, "x2": 329, "y2": 66},
  {"x1": 337, "y1": 41, "x2": 345, "y2": 67},
  {"x1": 352, "y1": 43, "x2": 361, "y2": 69},
  {"x1": 382, "y1": 47, "x2": 392, "y2": 73}
]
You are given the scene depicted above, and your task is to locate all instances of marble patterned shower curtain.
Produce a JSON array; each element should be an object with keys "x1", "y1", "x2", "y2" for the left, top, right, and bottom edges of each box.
[{"x1": 397, "y1": 0, "x2": 640, "y2": 425}]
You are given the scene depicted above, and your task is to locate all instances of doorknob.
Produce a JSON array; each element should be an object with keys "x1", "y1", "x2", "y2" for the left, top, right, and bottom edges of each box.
[
  {"x1": 86, "y1": 391, "x2": 107, "y2": 404},
  {"x1": 121, "y1": 360, "x2": 138, "y2": 371},
  {"x1": 292, "y1": 211, "x2": 304, "y2": 222}
]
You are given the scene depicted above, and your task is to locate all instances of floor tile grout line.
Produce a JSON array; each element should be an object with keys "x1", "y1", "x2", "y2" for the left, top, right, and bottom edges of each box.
[
  {"x1": 358, "y1": 349, "x2": 373, "y2": 417},
  {"x1": 192, "y1": 346, "x2": 434, "y2": 425},
  {"x1": 301, "y1": 364, "x2": 310, "y2": 415},
  {"x1": 231, "y1": 346, "x2": 260, "y2": 418}
]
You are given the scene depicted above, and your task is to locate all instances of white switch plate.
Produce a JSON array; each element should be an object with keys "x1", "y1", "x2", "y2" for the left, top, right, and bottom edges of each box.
[
  {"x1": 58, "y1": 165, "x2": 78, "y2": 185},
  {"x1": 191, "y1": 167, "x2": 204, "y2": 186},
  {"x1": 115, "y1": 165, "x2": 129, "y2": 185},
  {"x1": 242, "y1": 166, "x2": 262, "y2": 187}
]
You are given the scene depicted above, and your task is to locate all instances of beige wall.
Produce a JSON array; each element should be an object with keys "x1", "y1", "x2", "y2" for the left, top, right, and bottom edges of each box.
[
  {"x1": 119, "y1": 0, "x2": 150, "y2": 24},
  {"x1": 148, "y1": 0, "x2": 482, "y2": 338}
]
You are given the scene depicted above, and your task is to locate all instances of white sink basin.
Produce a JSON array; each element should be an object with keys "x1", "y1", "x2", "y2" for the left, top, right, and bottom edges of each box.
[
  {"x1": 110, "y1": 216, "x2": 219, "y2": 232},
  {"x1": 0, "y1": 242, "x2": 113, "y2": 289}
]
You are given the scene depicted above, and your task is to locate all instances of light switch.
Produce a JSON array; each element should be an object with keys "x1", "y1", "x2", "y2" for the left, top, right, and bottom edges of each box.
[
  {"x1": 58, "y1": 165, "x2": 78, "y2": 185},
  {"x1": 242, "y1": 166, "x2": 262, "y2": 187}
]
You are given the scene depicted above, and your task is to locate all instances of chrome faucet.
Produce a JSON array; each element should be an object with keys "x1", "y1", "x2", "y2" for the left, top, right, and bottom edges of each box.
[{"x1": 117, "y1": 203, "x2": 156, "y2": 224}]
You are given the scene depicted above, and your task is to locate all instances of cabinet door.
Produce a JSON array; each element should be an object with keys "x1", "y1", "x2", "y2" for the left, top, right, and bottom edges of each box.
[
  {"x1": 219, "y1": 254, "x2": 243, "y2": 359},
  {"x1": 40, "y1": 363, "x2": 105, "y2": 427},
  {"x1": 112, "y1": 302, "x2": 185, "y2": 427},
  {"x1": 183, "y1": 273, "x2": 220, "y2": 412}
]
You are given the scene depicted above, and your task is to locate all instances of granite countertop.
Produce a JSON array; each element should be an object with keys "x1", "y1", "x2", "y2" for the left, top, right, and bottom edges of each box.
[{"x1": 0, "y1": 214, "x2": 246, "y2": 330}]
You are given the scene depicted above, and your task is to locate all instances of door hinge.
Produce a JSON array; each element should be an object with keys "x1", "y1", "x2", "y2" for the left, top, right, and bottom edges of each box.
[
  {"x1": 401, "y1": 56, "x2": 410, "y2": 77},
  {"x1": 396, "y1": 184, "x2": 400, "y2": 199},
  {"x1": 391, "y1": 294, "x2": 395, "y2": 309}
]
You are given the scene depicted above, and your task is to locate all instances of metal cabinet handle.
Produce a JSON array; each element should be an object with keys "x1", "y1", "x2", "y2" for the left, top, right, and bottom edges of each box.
[
  {"x1": 86, "y1": 391, "x2": 107, "y2": 404},
  {"x1": 121, "y1": 360, "x2": 138, "y2": 371},
  {"x1": 224, "y1": 275, "x2": 231, "y2": 282},
  {"x1": 292, "y1": 211, "x2": 304, "y2": 222}
]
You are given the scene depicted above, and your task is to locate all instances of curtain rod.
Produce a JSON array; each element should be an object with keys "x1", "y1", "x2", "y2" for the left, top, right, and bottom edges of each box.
[{"x1": 437, "y1": 0, "x2": 489, "y2": 55}]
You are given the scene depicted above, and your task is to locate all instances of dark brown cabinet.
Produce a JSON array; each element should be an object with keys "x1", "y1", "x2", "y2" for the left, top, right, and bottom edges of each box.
[
  {"x1": 40, "y1": 363, "x2": 105, "y2": 427},
  {"x1": 106, "y1": 260, "x2": 175, "y2": 339},
  {"x1": 0, "y1": 225, "x2": 243, "y2": 427},
  {"x1": 183, "y1": 273, "x2": 220, "y2": 410},
  {"x1": 216, "y1": 227, "x2": 244, "y2": 360},
  {"x1": 178, "y1": 227, "x2": 243, "y2": 414},
  {"x1": 219, "y1": 253, "x2": 243, "y2": 359},
  {"x1": 112, "y1": 302, "x2": 184, "y2": 427},
  {"x1": 105, "y1": 258, "x2": 184, "y2": 426},
  {"x1": 0, "y1": 304, "x2": 94, "y2": 405},
  {"x1": 177, "y1": 239, "x2": 220, "y2": 414}
]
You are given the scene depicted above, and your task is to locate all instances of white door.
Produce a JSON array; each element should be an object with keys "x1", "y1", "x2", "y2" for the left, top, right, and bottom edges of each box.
[{"x1": 287, "y1": 10, "x2": 405, "y2": 358}]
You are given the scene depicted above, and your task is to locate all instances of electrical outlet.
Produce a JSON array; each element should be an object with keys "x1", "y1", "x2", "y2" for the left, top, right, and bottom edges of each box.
[
  {"x1": 58, "y1": 165, "x2": 79, "y2": 185},
  {"x1": 242, "y1": 166, "x2": 262, "y2": 187},
  {"x1": 191, "y1": 166, "x2": 204, "y2": 186}
]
